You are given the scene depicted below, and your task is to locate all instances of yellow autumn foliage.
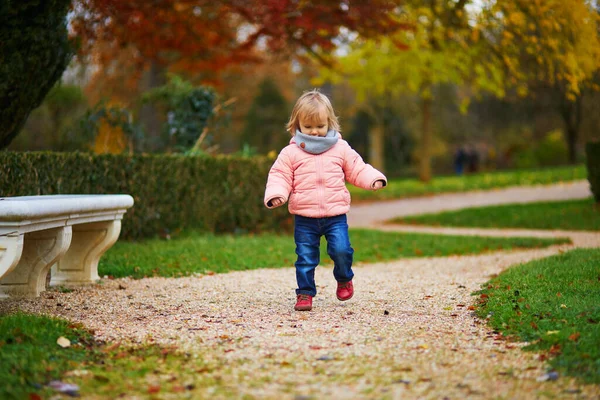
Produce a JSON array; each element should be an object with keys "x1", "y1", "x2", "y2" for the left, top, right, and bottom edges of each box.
[{"x1": 93, "y1": 120, "x2": 128, "y2": 154}]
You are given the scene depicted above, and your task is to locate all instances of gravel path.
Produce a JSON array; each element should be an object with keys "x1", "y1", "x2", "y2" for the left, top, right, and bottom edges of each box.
[{"x1": 2, "y1": 182, "x2": 599, "y2": 399}]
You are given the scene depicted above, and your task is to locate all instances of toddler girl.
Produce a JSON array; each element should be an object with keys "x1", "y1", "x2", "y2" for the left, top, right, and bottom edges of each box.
[{"x1": 264, "y1": 89, "x2": 387, "y2": 311}]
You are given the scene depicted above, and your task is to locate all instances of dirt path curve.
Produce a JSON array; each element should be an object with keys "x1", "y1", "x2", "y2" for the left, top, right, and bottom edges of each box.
[
  {"x1": 348, "y1": 180, "x2": 591, "y2": 227},
  {"x1": 3, "y1": 181, "x2": 600, "y2": 399}
]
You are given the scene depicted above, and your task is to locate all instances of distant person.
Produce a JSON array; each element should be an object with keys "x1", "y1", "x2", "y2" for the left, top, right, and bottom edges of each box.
[
  {"x1": 264, "y1": 89, "x2": 387, "y2": 311},
  {"x1": 454, "y1": 145, "x2": 466, "y2": 175}
]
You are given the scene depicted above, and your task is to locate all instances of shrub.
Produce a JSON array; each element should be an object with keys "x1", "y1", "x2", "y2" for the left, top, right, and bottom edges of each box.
[
  {"x1": 513, "y1": 148, "x2": 539, "y2": 169},
  {"x1": 0, "y1": 0, "x2": 73, "y2": 148},
  {"x1": 535, "y1": 130, "x2": 568, "y2": 166},
  {"x1": 0, "y1": 152, "x2": 289, "y2": 240},
  {"x1": 585, "y1": 141, "x2": 600, "y2": 203},
  {"x1": 142, "y1": 75, "x2": 217, "y2": 152}
]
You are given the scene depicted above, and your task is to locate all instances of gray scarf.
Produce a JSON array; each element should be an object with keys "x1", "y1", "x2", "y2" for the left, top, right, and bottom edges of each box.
[{"x1": 294, "y1": 130, "x2": 339, "y2": 154}]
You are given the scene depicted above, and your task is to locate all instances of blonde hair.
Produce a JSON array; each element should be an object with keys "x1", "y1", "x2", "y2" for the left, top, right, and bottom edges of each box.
[{"x1": 286, "y1": 89, "x2": 340, "y2": 135}]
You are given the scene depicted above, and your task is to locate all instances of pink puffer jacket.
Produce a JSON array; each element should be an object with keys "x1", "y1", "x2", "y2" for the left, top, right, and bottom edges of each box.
[{"x1": 264, "y1": 134, "x2": 387, "y2": 218}]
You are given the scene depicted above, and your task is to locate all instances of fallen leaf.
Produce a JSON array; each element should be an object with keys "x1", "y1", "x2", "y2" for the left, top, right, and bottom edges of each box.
[
  {"x1": 549, "y1": 344, "x2": 562, "y2": 355},
  {"x1": 530, "y1": 322, "x2": 538, "y2": 330},
  {"x1": 56, "y1": 337, "x2": 71, "y2": 348},
  {"x1": 568, "y1": 332, "x2": 580, "y2": 342},
  {"x1": 64, "y1": 370, "x2": 92, "y2": 378},
  {"x1": 102, "y1": 342, "x2": 121, "y2": 353},
  {"x1": 148, "y1": 385, "x2": 161, "y2": 394}
]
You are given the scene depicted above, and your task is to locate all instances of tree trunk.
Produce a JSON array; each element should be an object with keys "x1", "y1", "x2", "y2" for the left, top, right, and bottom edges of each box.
[
  {"x1": 368, "y1": 122, "x2": 385, "y2": 172},
  {"x1": 559, "y1": 92, "x2": 583, "y2": 164},
  {"x1": 138, "y1": 61, "x2": 165, "y2": 152},
  {"x1": 419, "y1": 96, "x2": 432, "y2": 182},
  {"x1": 565, "y1": 125, "x2": 578, "y2": 163}
]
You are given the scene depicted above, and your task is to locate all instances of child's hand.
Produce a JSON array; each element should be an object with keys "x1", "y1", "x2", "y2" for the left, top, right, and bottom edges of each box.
[
  {"x1": 271, "y1": 197, "x2": 285, "y2": 207},
  {"x1": 373, "y1": 180, "x2": 385, "y2": 190}
]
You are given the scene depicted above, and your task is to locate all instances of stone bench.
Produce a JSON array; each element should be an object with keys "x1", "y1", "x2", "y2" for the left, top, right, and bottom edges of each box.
[{"x1": 0, "y1": 194, "x2": 134, "y2": 298}]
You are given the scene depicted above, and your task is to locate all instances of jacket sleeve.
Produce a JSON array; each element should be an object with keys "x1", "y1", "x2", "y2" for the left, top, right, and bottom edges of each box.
[
  {"x1": 264, "y1": 147, "x2": 294, "y2": 208},
  {"x1": 343, "y1": 142, "x2": 387, "y2": 190}
]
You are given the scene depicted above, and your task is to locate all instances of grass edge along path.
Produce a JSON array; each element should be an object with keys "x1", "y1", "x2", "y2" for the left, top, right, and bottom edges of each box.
[
  {"x1": 0, "y1": 313, "x2": 92, "y2": 399},
  {"x1": 99, "y1": 229, "x2": 570, "y2": 279},
  {"x1": 388, "y1": 198, "x2": 600, "y2": 231},
  {"x1": 348, "y1": 164, "x2": 585, "y2": 202},
  {"x1": 475, "y1": 248, "x2": 600, "y2": 384},
  {"x1": 0, "y1": 312, "x2": 229, "y2": 399}
]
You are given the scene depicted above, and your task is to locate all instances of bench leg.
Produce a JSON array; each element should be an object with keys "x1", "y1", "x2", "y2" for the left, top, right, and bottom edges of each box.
[
  {"x1": 50, "y1": 220, "x2": 122, "y2": 286},
  {"x1": 0, "y1": 227, "x2": 72, "y2": 298},
  {"x1": 0, "y1": 234, "x2": 24, "y2": 282}
]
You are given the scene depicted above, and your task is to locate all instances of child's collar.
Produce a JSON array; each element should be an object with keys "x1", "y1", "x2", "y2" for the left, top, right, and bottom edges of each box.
[{"x1": 293, "y1": 130, "x2": 339, "y2": 154}]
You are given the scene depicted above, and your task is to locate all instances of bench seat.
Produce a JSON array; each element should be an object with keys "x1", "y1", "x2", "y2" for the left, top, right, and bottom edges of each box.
[{"x1": 0, "y1": 194, "x2": 134, "y2": 298}]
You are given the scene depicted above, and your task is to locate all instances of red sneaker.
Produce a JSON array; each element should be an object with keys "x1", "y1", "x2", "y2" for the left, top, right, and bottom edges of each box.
[
  {"x1": 336, "y1": 280, "x2": 354, "y2": 301},
  {"x1": 294, "y1": 294, "x2": 313, "y2": 311}
]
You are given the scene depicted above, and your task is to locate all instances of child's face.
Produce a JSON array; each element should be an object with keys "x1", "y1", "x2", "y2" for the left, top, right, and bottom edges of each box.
[{"x1": 299, "y1": 110, "x2": 328, "y2": 137}]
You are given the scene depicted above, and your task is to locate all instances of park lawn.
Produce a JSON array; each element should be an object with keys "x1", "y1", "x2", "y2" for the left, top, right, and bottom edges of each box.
[
  {"x1": 348, "y1": 164, "x2": 585, "y2": 202},
  {"x1": 98, "y1": 229, "x2": 569, "y2": 279},
  {"x1": 475, "y1": 248, "x2": 600, "y2": 383},
  {"x1": 0, "y1": 313, "x2": 93, "y2": 399},
  {"x1": 388, "y1": 198, "x2": 600, "y2": 231},
  {"x1": 0, "y1": 312, "x2": 223, "y2": 399}
]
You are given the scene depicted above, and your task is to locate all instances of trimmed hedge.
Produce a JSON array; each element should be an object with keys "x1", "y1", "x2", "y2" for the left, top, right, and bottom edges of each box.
[
  {"x1": 0, "y1": 151, "x2": 289, "y2": 240},
  {"x1": 586, "y1": 142, "x2": 600, "y2": 203}
]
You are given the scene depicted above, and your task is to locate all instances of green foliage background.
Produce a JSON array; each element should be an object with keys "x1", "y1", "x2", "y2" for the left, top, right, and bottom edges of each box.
[{"x1": 241, "y1": 78, "x2": 290, "y2": 154}]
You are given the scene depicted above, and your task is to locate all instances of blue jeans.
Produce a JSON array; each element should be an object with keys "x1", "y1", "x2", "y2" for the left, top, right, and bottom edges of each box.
[{"x1": 294, "y1": 214, "x2": 354, "y2": 297}]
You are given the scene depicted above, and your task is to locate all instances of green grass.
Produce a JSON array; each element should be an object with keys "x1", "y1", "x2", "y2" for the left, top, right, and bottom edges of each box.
[
  {"x1": 475, "y1": 248, "x2": 600, "y2": 383},
  {"x1": 349, "y1": 164, "x2": 586, "y2": 202},
  {"x1": 0, "y1": 312, "x2": 228, "y2": 399},
  {"x1": 0, "y1": 313, "x2": 93, "y2": 399},
  {"x1": 99, "y1": 229, "x2": 570, "y2": 279},
  {"x1": 390, "y1": 198, "x2": 600, "y2": 231}
]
